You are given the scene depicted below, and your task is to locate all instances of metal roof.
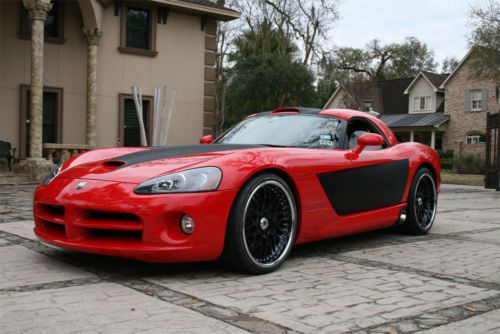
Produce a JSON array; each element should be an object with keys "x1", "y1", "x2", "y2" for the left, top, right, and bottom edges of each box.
[{"x1": 380, "y1": 112, "x2": 450, "y2": 128}]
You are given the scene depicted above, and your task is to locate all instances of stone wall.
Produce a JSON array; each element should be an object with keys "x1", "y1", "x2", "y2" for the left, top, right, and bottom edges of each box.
[{"x1": 442, "y1": 57, "x2": 499, "y2": 157}]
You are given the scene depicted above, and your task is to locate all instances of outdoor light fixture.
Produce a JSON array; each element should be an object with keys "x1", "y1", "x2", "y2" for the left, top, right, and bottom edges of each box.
[{"x1": 180, "y1": 215, "x2": 195, "y2": 234}]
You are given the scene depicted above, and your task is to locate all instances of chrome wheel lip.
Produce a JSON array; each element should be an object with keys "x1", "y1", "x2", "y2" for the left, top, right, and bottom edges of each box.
[
  {"x1": 242, "y1": 180, "x2": 297, "y2": 268},
  {"x1": 413, "y1": 173, "x2": 437, "y2": 230}
]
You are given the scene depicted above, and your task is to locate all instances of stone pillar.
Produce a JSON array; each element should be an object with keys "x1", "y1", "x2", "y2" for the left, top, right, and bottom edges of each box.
[
  {"x1": 15, "y1": 0, "x2": 55, "y2": 180},
  {"x1": 410, "y1": 131, "x2": 414, "y2": 142},
  {"x1": 23, "y1": 0, "x2": 52, "y2": 159},
  {"x1": 83, "y1": 28, "x2": 103, "y2": 147},
  {"x1": 430, "y1": 130, "x2": 436, "y2": 149}
]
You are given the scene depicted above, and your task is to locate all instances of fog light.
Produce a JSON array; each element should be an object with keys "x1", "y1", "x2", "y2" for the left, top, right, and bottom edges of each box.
[{"x1": 180, "y1": 215, "x2": 195, "y2": 234}]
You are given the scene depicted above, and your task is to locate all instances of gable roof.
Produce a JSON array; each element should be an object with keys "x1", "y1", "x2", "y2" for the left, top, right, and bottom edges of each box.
[
  {"x1": 380, "y1": 112, "x2": 449, "y2": 128},
  {"x1": 403, "y1": 71, "x2": 448, "y2": 94},
  {"x1": 323, "y1": 77, "x2": 413, "y2": 115},
  {"x1": 439, "y1": 48, "x2": 474, "y2": 89},
  {"x1": 323, "y1": 85, "x2": 346, "y2": 109},
  {"x1": 378, "y1": 77, "x2": 413, "y2": 115}
]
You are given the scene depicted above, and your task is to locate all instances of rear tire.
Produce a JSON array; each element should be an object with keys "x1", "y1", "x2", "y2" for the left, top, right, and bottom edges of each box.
[
  {"x1": 222, "y1": 173, "x2": 297, "y2": 274},
  {"x1": 402, "y1": 167, "x2": 437, "y2": 235}
]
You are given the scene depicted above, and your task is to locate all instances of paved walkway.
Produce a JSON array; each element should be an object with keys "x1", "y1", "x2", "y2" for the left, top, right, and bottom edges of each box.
[{"x1": 0, "y1": 184, "x2": 499, "y2": 333}]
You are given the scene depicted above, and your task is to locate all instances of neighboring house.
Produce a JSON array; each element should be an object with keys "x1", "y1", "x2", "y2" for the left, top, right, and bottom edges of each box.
[
  {"x1": 383, "y1": 71, "x2": 449, "y2": 150},
  {"x1": 324, "y1": 75, "x2": 449, "y2": 150},
  {"x1": 0, "y1": 0, "x2": 239, "y2": 172},
  {"x1": 324, "y1": 50, "x2": 499, "y2": 157},
  {"x1": 439, "y1": 49, "x2": 499, "y2": 158}
]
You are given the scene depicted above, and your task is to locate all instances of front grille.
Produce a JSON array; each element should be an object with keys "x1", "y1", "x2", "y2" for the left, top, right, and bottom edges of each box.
[
  {"x1": 36, "y1": 203, "x2": 65, "y2": 224},
  {"x1": 40, "y1": 218, "x2": 66, "y2": 237},
  {"x1": 89, "y1": 229, "x2": 142, "y2": 240},
  {"x1": 36, "y1": 203, "x2": 143, "y2": 242}
]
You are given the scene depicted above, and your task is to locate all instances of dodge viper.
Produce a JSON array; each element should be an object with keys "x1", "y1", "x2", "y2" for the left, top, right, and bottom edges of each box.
[{"x1": 33, "y1": 108, "x2": 440, "y2": 274}]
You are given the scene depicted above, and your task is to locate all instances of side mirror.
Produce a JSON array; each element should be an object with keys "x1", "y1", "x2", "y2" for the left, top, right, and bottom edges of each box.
[
  {"x1": 199, "y1": 135, "x2": 214, "y2": 144},
  {"x1": 352, "y1": 133, "x2": 384, "y2": 155}
]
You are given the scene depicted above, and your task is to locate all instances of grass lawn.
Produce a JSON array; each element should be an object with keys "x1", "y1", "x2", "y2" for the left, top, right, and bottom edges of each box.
[{"x1": 441, "y1": 170, "x2": 484, "y2": 186}]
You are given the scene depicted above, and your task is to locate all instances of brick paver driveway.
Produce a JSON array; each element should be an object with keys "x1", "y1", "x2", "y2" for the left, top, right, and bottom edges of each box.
[{"x1": 1, "y1": 184, "x2": 499, "y2": 333}]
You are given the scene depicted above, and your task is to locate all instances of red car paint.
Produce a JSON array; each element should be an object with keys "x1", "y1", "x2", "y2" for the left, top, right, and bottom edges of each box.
[{"x1": 33, "y1": 109, "x2": 440, "y2": 262}]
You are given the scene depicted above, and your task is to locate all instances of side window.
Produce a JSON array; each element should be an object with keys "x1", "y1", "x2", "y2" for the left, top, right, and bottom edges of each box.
[
  {"x1": 465, "y1": 132, "x2": 485, "y2": 145},
  {"x1": 346, "y1": 119, "x2": 386, "y2": 150},
  {"x1": 465, "y1": 89, "x2": 488, "y2": 112}
]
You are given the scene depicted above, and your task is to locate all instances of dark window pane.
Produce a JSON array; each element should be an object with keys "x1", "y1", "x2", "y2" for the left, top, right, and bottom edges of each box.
[
  {"x1": 124, "y1": 99, "x2": 149, "y2": 147},
  {"x1": 125, "y1": 7, "x2": 150, "y2": 50},
  {"x1": 25, "y1": 91, "x2": 58, "y2": 157},
  {"x1": 21, "y1": 0, "x2": 60, "y2": 38}
]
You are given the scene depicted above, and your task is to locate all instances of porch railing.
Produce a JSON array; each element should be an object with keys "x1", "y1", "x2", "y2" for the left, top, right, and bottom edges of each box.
[{"x1": 43, "y1": 143, "x2": 94, "y2": 164}]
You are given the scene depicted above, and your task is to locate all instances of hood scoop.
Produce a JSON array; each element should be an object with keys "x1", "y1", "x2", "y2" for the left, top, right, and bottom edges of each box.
[
  {"x1": 89, "y1": 160, "x2": 127, "y2": 174},
  {"x1": 103, "y1": 160, "x2": 126, "y2": 168}
]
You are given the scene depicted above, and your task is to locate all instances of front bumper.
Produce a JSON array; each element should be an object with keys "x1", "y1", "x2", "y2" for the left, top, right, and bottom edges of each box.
[{"x1": 33, "y1": 178, "x2": 238, "y2": 262}]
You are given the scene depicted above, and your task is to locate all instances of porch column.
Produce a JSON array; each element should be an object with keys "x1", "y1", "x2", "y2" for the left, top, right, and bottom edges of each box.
[
  {"x1": 83, "y1": 28, "x2": 103, "y2": 147},
  {"x1": 410, "y1": 131, "x2": 414, "y2": 142},
  {"x1": 23, "y1": 0, "x2": 52, "y2": 159},
  {"x1": 430, "y1": 130, "x2": 436, "y2": 149}
]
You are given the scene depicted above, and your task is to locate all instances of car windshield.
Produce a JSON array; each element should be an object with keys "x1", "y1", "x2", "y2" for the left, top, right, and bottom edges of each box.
[{"x1": 216, "y1": 114, "x2": 342, "y2": 149}]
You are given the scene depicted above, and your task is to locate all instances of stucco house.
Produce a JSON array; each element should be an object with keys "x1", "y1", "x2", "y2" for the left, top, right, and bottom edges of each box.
[{"x1": 0, "y1": 0, "x2": 239, "y2": 176}]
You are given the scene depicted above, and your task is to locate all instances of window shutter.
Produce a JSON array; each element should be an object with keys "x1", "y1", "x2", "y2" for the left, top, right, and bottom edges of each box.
[
  {"x1": 481, "y1": 89, "x2": 488, "y2": 110},
  {"x1": 464, "y1": 90, "x2": 471, "y2": 112}
]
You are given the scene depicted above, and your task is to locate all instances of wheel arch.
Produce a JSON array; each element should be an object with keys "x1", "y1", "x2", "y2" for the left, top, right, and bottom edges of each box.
[
  {"x1": 224, "y1": 167, "x2": 302, "y2": 243},
  {"x1": 418, "y1": 162, "x2": 438, "y2": 184}
]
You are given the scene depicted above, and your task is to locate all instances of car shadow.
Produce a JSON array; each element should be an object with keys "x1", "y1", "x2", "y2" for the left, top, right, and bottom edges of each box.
[{"x1": 51, "y1": 227, "x2": 421, "y2": 278}]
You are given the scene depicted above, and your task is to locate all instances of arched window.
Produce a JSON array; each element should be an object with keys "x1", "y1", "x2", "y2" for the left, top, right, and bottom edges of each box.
[{"x1": 465, "y1": 132, "x2": 484, "y2": 145}]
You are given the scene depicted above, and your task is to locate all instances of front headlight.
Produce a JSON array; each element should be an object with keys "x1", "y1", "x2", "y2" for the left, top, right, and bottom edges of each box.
[
  {"x1": 134, "y1": 167, "x2": 222, "y2": 194},
  {"x1": 41, "y1": 165, "x2": 61, "y2": 186}
]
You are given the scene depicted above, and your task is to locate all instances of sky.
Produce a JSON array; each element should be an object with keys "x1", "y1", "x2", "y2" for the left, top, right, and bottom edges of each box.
[{"x1": 330, "y1": 0, "x2": 490, "y2": 67}]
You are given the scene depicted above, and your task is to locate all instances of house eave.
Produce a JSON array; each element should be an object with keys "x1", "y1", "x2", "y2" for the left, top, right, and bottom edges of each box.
[{"x1": 150, "y1": 0, "x2": 240, "y2": 21}]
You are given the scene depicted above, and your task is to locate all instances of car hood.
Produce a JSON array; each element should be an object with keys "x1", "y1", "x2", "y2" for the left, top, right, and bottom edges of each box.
[{"x1": 58, "y1": 144, "x2": 261, "y2": 184}]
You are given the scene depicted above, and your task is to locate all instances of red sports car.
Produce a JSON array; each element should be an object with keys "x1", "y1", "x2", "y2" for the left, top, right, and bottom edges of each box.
[{"x1": 33, "y1": 108, "x2": 440, "y2": 274}]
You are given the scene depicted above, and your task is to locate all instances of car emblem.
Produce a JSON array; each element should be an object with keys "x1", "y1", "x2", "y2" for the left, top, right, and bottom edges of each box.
[{"x1": 76, "y1": 182, "x2": 87, "y2": 190}]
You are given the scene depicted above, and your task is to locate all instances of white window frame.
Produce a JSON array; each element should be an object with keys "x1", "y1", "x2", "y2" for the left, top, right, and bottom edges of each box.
[
  {"x1": 466, "y1": 133, "x2": 482, "y2": 145},
  {"x1": 470, "y1": 90, "x2": 482, "y2": 111},
  {"x1": 413, "y1": 95, "x2": 431, "y2": 112}
]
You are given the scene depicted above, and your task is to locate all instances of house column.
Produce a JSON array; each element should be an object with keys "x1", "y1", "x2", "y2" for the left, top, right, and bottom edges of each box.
[
  {"x1": 430, "y1": 130, "x2": 436, "y2": 149},
  {"x1": 23, "y1": 0, "x2": 52, "y2": 159},
  {"x1": 83, "y1": 28, "x2": 103, "y2": 147},
  {"x1": 410, "y1": 131, "x2": 414, "y2": 142}
]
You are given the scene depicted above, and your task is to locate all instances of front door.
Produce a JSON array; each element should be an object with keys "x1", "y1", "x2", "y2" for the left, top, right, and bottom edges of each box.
[{"x1": 21, "y1": 86, "x2": 62, "y2": 158}]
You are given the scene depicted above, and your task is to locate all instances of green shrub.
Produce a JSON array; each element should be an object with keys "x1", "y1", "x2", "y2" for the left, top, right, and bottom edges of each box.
[
  {"x1": 453, "y1": 154, "x2": 485, "y2": 174},
  {"x1": 437, "y1": 150, "x2": 453, "y2": 170}
]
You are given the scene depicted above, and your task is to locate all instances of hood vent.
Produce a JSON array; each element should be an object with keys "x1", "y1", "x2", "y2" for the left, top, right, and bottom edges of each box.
[
  {"x1": 89, "y1": 160, "x2": 127, "y2": 174},
  {"x1": 103, "y1": 160, "x2": 126, "y2": 168}
]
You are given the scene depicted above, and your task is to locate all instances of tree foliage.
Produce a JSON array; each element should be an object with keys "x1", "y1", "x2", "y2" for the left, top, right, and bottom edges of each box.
[
  {"x1": 468, "y1": 0, "x2": 500, "y2": 81},
  {"x1": 230, "y1": 20, "x2": 297, "y2": 60},
  {"x1": 225, "y1": 54, "x2": 316, "y2": 126},
  {"x1": 323, "y1": 37, "x2": 437, "y2": 82},
  {"x1": 441, "y1": 56, "x2": 460, "y2": 74}
]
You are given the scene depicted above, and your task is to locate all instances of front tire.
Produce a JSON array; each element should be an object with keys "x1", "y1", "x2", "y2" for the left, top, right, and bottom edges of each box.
[
  {"x1": 223, "y1": 173, "x2": 297, "y2": 274},
  {"x1": 402, "y1": 167, "x2": 437, "y2": 235}
]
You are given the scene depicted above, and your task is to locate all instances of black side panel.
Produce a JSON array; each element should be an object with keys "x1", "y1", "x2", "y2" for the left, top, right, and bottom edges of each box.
[
  {"x1": 318, "y1": 159, "x2": 409, "y2": 215},
  {"x1": 112, "y1": 144, "x2": 261, "y2": 168}
]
